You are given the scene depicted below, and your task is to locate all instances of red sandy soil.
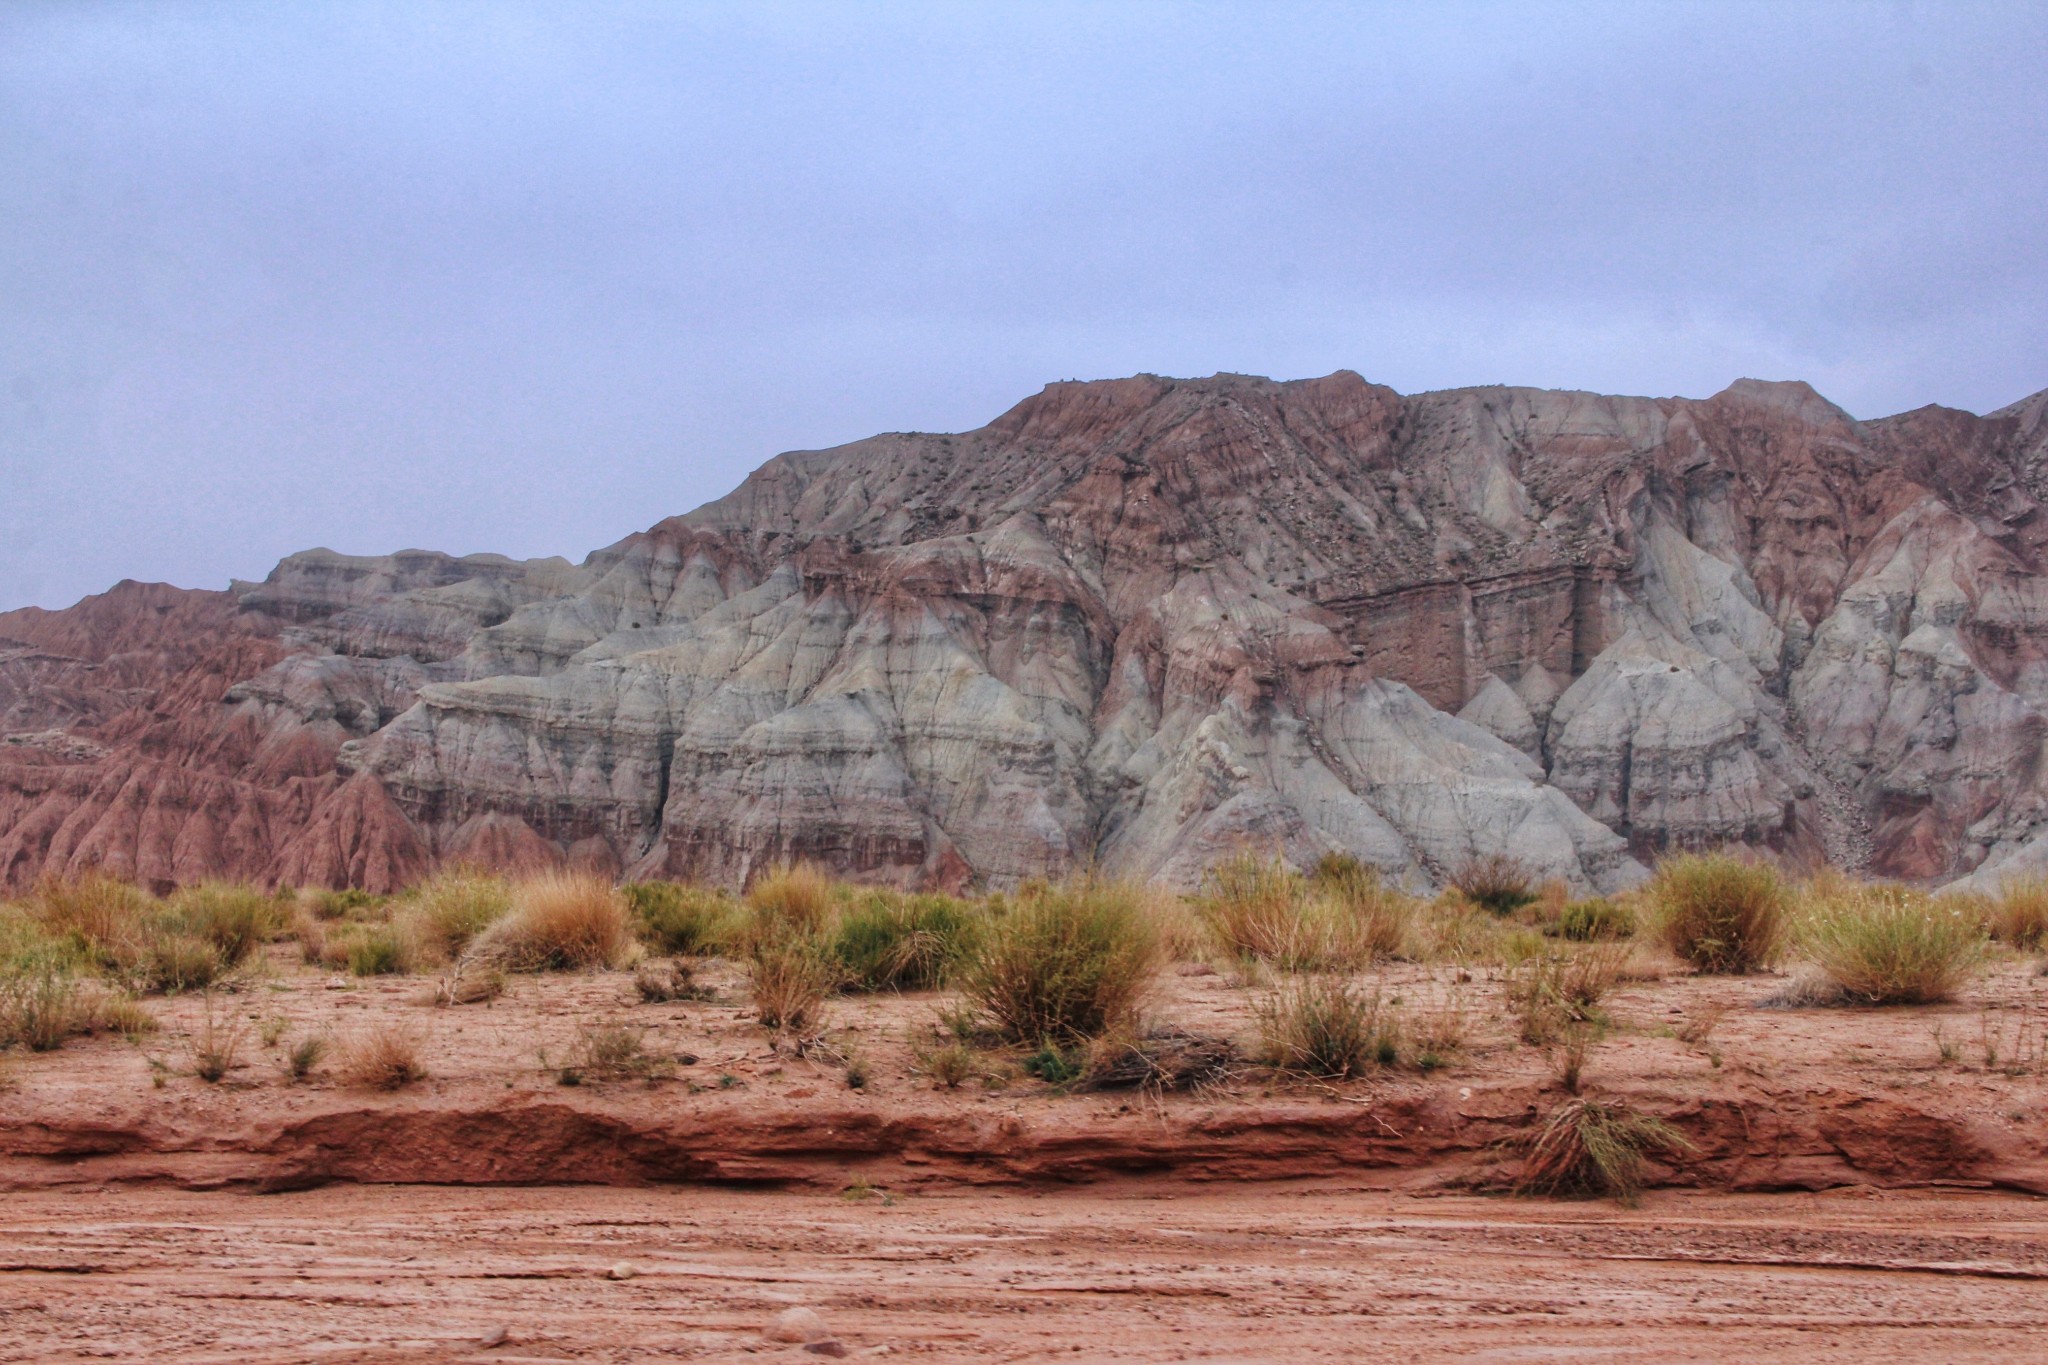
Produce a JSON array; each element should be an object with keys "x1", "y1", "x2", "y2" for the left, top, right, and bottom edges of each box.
[
  {"x1": 4, "y1": 1184, "x2": 2047, "y2": 1361},
  {"x1": 7, "y1": 947, "x2": 2048, "y2": 1358}
]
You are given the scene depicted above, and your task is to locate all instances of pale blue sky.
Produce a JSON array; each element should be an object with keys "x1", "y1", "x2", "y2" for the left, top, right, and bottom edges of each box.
[{"x1": 3, "y1": 1, "x2": 2044, "y2": 609}]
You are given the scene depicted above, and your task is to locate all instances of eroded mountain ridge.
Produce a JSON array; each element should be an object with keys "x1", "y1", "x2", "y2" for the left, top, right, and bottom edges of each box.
[{"x1": 7, "y1": 370, "x2": 2048, "y2": 894}]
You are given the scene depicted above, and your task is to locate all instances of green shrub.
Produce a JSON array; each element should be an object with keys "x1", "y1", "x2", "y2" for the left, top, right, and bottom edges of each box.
[
  {"x1": 1022, "y1": 1042, "x2": 1084, "y2": 1084},
  {"x1": 960, "y1": 880, "x2": 1159, "y2": 1043},
  {"x1": 161, "y1": 883, "x2": 286, "y2": 964},
  {"x1": 1256, "y1": 975, "x2": 1399, "y2": 1078},
  {"x1": 1651, "y1": 854, "x2": 1785, "y2": 973},
  {"x1": 832, "y1": 892, "x2": 977, "y2": 991},
  {"x1": 344, "y1": 925, "x2": 406, "y2": 977},
  {"x1": 623, "y1": 881, "x2": 736, "y2": 956},
  {"x1": 1451, "y1": 853, "x2": 1538, "y2": 917},
  {"x1": 1801, "y1": 884, "x2": 1985, "y2": 1005},
  {"x1": 139, "y1": 933, "x2": 227, "y2": 993},
  {"x1": 304, "y1": 887, "x2": 384, "y2": 920}
]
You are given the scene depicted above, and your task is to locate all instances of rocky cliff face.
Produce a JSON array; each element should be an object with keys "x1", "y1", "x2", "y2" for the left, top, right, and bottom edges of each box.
[{"x1": 7, "y1": 371, "x2": 2048, "y2": 894}]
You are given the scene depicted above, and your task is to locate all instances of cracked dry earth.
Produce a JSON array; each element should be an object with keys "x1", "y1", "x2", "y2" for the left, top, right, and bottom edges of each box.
[{"x1": 4, "y1": 1184, "x2": 2048, "y2": 1362}]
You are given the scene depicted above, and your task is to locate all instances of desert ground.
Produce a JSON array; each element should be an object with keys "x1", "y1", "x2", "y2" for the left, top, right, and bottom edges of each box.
[
  {"x1": 6, "y1": 1183, "x2": 2048, "y2": 1362},
  {"x1": 7, "y1": 887, "x2": 2048, "y2": 1361}
]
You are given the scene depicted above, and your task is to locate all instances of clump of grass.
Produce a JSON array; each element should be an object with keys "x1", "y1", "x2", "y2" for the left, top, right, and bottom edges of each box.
[
  {"x1": 1199, "y1": 852, "x2": 1308, "y2": 963},
  {"x1": 1517, "y1": 1098, "x2": 1691, "y2": 1204},
  {"x1": 831, "y1": 892, "x2": 978, "y2": 991},
  {"x1": 1022, "y1": 1041, "x2": 1085, "y2": 1084},
  {"x1": 1256, "y1": 976, "x2": 1400, "y2": 1079},
  {"x1": 0, "y1": 956, "x2": 87, "y2": 1051},
  {"x1": 26, "y1": 874, "x2": 238, "y2": 993},
  {"x1": 1799, "y1": 883, "x2": 1985, "y2": 1005},
  {"x1": 1651, "y1": 853, "x2": 1786, "y2": 973},
  {"x1": 552, "y1": 1019, "x2": 673, "y2": 1084},
  {"x1": 344, "y1": 925, "x2": 407, "y2": 976},
  {"x1": 160, "y1": 883, "x2": 286, "y2": 964},
  {"x1": 1553, "y1": 897, "x2": 1636, "y2": 941},
  {"x1": 960, "y1": 879, "x2": 1160, "y2": 1043},
  {"x1": 1984, "y1": 878, "x2": 2048, "y2": 949},
  {"x1": 1407, "y1": 894, "x2": 1510, "y2": 963},
  {"x1": 392, "y1": 868, "x2": 511, "y2": 966},
  {"x1": 744, "y1": 862, "x2": 839, "y2": 938},
  {"x1": 301, "y1": 887, "x2": 384, "y2": 920},
  {"x1": 913, "y1": 1038, "x2": 980, "y2": 1089},
  {"x1": 473, "y1": 872, "x2": 631, "y2": 972},
  {"x1": 1199, "y1": 852, "x2": 1408, "y2": 971},
  {"x1": 1508, "y1": 943, "x2": 1625, "y2": 1045},
  {"x1": 292, "y1": 906, "x2": 334, "y2": 965},
  {"x1": 1451, "y1": 852, "x2": 1537, "y2": 917},
  {"x1": 1306, "y1": 852, "x2": 1411, "y2": 961},
  {"x1": 623, "y1": 881, "x2": 737, "y2": 956},
  {"x1": 745, "y1": 931, "x2": 842, "y2": 1031},
  {"x1": 186, "y1": 994, "x2": 247, "y2": 1083},
  {"x1": 282, "y1": 1035, "x2": 326, "y2": 1083},
  {"x1": 27, "y1": 873, "x2": 155, "y2": 962},
  {"x1": 335, "y1": 1024, "x2": 428, "y2": 1090},
  {"x1": 138, "y1": 933, "x2": 228, "y2": 993}
]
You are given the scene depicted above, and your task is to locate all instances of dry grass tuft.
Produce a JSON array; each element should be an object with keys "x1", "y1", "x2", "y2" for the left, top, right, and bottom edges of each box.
[
  {"x1": 552, "y1": 1018, "x2": 673, "y2": 1084},
  {"x1": 27, "y1": 873, "x2": 155, "y2": 959},
  {"x1": 1984, "y1": 878, "x2": 2048, "y2": 949},
  {"x1": 961, "y1": 879, "x2": 1160, "y2": 1043},
  {"x1": 473, "y1": 872, "x2": 631, "y2": 972},
  {"x1": 186, "y1": 993, "x2": 247, "y2": 1083},
  {"x1": 281, "y1": 1034, "x2": 326, "y2": 1083},
  {"x1": 913, "y1": 1038, "x2": 981, "y2": 1089},
  {"x1": 1199, "y1": 852, "x2": 1409, "y2": 971},
  {"x1": 1081, "y1": 1024, "x2": 1238, "y2": 1093},
  {"x1": 1508, "y1": 943, "x2": 1626, "y2": 1045},
  {"x1": 744, "y1": 862, "x2": 839, "y2": 938},
  {"x1": 393, "y1": 869, "x2": 512, "y2": 967},
  {"x1": 745, "y1": 931, "x2": 841, "y2": 1031},
  {"x1": 1798, "y1": 882, "x2": 1985, "y2": 1005},
  {"x1": 1451, "y1": 852, "x2": 1538, "y2": 917},
  {"x1": 335, "y1": 1024, "x2": 429, "y2": 1090},
  {"x1": 1517, "y1": 1098, "x2": 1691, "y2": 1203},
  {"x1": 1650, "y1": 853, "x2": 1786, "y2": 973},
  {"x1": 1256, "y1": 975, "x2": 1400, "y2": 1078}
]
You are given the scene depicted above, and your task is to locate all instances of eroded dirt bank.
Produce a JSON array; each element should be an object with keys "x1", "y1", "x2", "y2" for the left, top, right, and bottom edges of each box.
[
  {"x1": 5, "y1": 1184, "x2": 2048, "y2": 1362},
  {"x1": 6, "y1": 952, "x2": 2048, "y2": 1197}
]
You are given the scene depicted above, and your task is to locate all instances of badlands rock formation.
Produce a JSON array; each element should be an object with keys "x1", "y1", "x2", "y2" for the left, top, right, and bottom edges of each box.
[{"x1": 5, "y1": 371, "x2": 2048, "y2": 894}]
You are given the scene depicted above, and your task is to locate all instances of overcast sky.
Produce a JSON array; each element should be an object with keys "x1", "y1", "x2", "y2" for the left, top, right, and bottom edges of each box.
[{"x1": 3, "y1": 2, "x2": 2044, "y2": 610}]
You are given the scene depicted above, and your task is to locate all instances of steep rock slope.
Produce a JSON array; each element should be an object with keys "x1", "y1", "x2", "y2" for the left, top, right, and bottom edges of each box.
[{"x1": 5, "y1": 371, "x2": 2047, "y2": 892}]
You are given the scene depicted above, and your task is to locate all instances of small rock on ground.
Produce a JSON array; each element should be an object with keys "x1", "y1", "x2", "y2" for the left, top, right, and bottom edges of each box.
[{"x1": 766, "y1": 1306, "x2": 832, "y2": 1343}]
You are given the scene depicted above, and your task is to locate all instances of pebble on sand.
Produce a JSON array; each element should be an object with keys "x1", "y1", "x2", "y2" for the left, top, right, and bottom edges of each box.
[
  {"x1": 607, "y1": 1262, "x2": 637, "y2": 1280},
  {"x1": 766, "y1": 1306, "x2": 832, "y2": 1343}
]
